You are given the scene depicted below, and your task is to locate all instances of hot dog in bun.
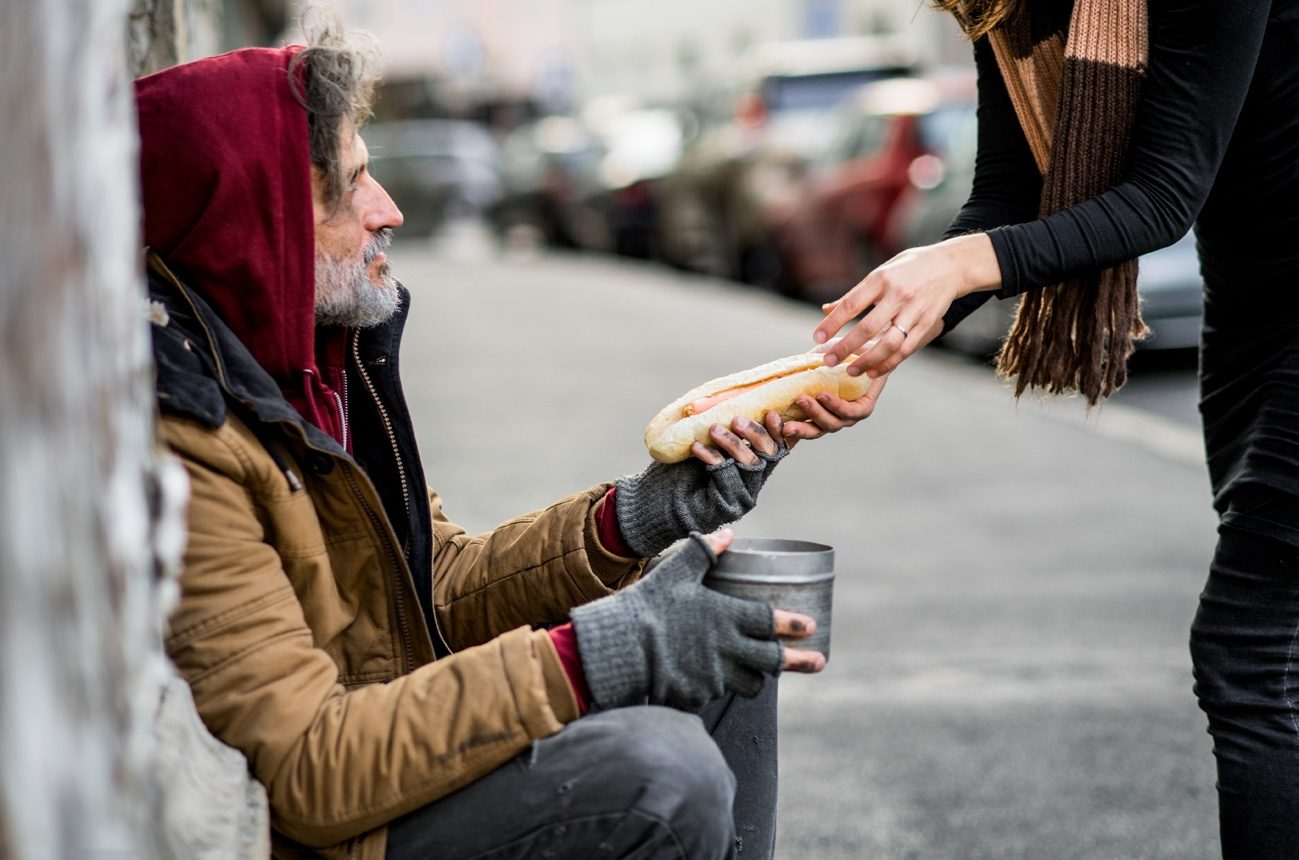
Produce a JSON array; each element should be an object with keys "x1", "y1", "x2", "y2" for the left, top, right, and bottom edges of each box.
[{"x1": 644, "y1": 350, "x2": 872, "y2": 463}]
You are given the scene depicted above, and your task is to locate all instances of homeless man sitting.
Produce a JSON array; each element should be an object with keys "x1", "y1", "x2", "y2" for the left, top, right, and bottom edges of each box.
[{"x1": 138, "y1": 14, "x2": 825, "y2": 860}]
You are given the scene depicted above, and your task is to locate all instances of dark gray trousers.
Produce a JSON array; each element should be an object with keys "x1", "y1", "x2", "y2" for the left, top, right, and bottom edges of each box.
[{"x1": 385, "y1": 680, "x2": 779, "y2": 860}]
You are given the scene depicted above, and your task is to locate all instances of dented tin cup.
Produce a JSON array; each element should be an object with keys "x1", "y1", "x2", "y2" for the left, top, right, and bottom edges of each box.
[{"x1": 704, "y1": 538, "x2": 835, "y2": 661}]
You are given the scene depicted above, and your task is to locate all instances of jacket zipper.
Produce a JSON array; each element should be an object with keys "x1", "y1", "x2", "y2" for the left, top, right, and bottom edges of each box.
[
  {"x1": 158, "y1": 264, "x2": 424, "y2": 673},
  {"x1": 332, "y1": 369, "x2": 349, "y2": 452},
  {"x1": 351, "y1": 334, "x2": 409, "y2": 520},
  {"x1": 351, "y1": 331, "x2": 452, "y2": 656}
]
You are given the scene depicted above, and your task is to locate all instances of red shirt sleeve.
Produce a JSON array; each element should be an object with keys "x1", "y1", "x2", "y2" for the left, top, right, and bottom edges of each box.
[
  {"x1": 547, "y1": 623, "x2": 591, "y2": 715},
  {"x1": 595, "y1": 487, "x2": 636, "y2": 558}
]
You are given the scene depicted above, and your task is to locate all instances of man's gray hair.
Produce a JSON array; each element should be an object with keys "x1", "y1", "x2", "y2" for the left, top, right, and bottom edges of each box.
[{"x1": 289, "y1": 4, "x2": 383, "y2": 212}]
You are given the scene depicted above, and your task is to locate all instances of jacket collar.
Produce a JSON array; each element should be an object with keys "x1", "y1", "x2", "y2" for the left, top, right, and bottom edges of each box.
[{"x1": 145, "y1": 251, "x2": 410, "y2": 455}]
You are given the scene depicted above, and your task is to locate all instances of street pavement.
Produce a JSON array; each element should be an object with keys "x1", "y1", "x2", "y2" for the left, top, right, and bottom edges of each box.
[{"x1": 393, "y1": 235, "x2": 1220, "y2": 860}]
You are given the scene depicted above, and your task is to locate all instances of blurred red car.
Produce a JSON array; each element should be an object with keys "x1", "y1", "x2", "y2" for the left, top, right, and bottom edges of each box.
[{"x1": 771, "y1": 71, "x2": 976, "y2": 303}]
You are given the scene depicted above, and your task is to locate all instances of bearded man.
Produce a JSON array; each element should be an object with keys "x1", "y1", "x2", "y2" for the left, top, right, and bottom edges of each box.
[{"x1": 136, "y1": 11, "x2": 826, "y2": 860}]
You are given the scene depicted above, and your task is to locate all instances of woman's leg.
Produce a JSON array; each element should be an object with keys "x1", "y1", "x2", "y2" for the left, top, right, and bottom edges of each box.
[{"x1": 1190, "y1": 518, "x2": 1299, "y2": 859}]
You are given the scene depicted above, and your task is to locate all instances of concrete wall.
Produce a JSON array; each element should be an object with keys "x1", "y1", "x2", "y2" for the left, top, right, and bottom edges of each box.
[
  {"x1": 129, "y1": 0, "x2": 289, "y2": 77},
  {"x1": 0, "y1": 0, "x2": 272, "y2": 856}
]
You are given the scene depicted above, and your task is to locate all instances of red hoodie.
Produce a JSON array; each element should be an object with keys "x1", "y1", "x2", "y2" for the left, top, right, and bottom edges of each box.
[{"x1": 135, "y1": 47, "x2": 348, "y2": 446}]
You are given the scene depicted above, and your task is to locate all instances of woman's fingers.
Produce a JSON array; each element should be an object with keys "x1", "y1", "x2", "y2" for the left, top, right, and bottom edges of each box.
[
  {"x1": 812, "y1": 240, "x2": 983, "y2": 377},
  {"x1": 784, "y1": 376, "x2": 888, "y2": 437},
  {"x1": 857, "y1": 317, "x2": 945, "y2": 376},
  {"x1": 867, "y1": 331, "x2": 922, "y2": 376},
  {"x1": 794, "y1": 395, "x2": 852, "y2": 432},
  {"x1": 813, "y1": 274, "x2": 882, "y2": 351},
  {"x1": 781, "y1": 419, "x2": 827, "y2": 442},
  {"x1": 842, "y1": 323, "x2": 906, "y2": 377}
]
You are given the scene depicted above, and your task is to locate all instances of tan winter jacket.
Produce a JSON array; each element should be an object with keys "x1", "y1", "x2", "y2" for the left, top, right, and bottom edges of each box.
[{"x1": 149, "y1": 264, "x2": 644, "y2": 859}]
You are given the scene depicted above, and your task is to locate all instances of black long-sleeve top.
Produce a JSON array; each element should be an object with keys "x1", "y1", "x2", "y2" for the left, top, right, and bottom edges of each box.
[
  {"x1": 941, "y1": 0, "x2": 1299, "y2": 518},
  {"x1": 944, "y1": 0, "x2": 1299, "y2": 324}
]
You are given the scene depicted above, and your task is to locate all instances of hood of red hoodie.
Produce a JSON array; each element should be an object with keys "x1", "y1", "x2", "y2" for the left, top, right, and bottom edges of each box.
[{"x1": 136, "y1": 47, "x2": 349, "y2": 445}]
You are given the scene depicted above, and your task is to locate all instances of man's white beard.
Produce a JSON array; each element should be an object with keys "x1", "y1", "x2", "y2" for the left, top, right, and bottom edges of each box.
[{"x1": 314, "y1": 231, "x2": 400, "y2": 328}]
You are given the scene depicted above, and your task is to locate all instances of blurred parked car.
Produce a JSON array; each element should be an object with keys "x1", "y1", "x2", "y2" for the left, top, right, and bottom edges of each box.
[
  {"x1": 586, "y1": 106, "x2": 686, "y2": 259},
  {"x1": 492, "y1": 115, "x2": 609, "y2": 250},
  {"x1": 889, "y1": 109, "x2": 1203, "y2": 355},
  {"x1": 492, "y1": 106, "x2": 686, "y2": 259},
  {"x1": 363, "y1": 119, "x2": 503, "y2": 237},
  {"x1": 656, "y1": 35, "x2": 916, "y2": 284},
  {"x1": 771, "y1": 70, "x2": 977, "y2": 304}
]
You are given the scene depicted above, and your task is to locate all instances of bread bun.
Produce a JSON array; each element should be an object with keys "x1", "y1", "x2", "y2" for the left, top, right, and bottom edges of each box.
[{"x1": 644, "y1": 352, "x2": 872, "y2": 463}]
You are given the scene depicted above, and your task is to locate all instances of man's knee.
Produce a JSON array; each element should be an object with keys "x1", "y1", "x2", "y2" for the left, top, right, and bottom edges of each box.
[{"x1": 586, "y1": 706, "x2": 736, "y2": 856}]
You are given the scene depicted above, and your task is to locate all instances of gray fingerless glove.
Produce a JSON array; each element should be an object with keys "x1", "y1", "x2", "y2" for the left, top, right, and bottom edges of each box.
[
  {"x1": 615, "y1": 442, "x2": 788, "y2": 558},
  {"x1": 570, "y1": 532, "x2": 783, "y2": 711}
]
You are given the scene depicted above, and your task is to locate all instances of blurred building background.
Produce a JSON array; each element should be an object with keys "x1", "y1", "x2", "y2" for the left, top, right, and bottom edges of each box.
[
  {"x1": 325, "y1": 0, "x2": 967, "y2": 111},
  {"x1": 570, "y1": 0, "x2": 967, "y2": 105}
]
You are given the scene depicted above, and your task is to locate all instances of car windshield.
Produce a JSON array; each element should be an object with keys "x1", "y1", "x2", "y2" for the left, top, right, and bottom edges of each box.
[
  {"x1": 917, "y1": 103, "x2": 976, "y2": 156},
  {"x1": 760, "y1": 68, "x2": 908, "y2": 114}
]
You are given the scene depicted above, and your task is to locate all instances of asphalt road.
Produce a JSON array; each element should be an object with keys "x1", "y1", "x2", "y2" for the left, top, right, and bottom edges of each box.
[{"x1": 394, "y1": 236, "x2": 1219, "y2": 859}]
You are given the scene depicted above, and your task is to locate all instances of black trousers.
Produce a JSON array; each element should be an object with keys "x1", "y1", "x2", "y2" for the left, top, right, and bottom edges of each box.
[
  {"x1": 385, "y1": 681, "x2": 779, "y2": 860},
  {"x1": 1191, "y1": 507, "x2": 1299, "y2": 859}
]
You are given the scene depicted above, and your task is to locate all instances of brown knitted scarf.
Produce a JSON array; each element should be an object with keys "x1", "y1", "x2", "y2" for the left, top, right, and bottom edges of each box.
[{"x1": 988, "y1": 0, "x2": 1149, "y2": 405}]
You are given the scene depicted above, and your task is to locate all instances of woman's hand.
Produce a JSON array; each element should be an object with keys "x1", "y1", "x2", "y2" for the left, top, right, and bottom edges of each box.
[
  {"x1": 812, "y1": 233, "x2": 1000, "y2": 378},
  {"x1": 781, "y1": 374, "x2": 890, "y2": 441}
]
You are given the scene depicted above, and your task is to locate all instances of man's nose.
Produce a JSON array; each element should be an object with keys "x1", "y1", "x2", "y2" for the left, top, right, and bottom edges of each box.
[{"x1": 364, "y1": 181, "x2": 404, "y2": 232}]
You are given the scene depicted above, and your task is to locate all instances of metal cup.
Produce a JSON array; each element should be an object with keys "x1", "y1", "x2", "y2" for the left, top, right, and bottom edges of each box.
[{"x1": 703, "y1": 537, "x2": 835, "y2": 661}]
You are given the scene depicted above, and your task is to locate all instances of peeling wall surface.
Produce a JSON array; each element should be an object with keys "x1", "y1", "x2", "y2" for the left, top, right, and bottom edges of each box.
[
  {"x1": 129, "y1": 0, "x2": 224, "y2": 76},
  {"x1": 1, "y1": 0, "x2": 266, "y2": 856}
]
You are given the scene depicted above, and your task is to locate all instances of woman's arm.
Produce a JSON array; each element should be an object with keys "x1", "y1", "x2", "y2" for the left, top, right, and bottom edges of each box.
[
  {"x1": 816, "y1": 0, "x2": 1274, "y2": 377},
  {"x1": 941, "y1": 37, "x2": 1045, "y2": 332},
  {"x1": 989, "y1": 0, "x2": 1273, "y2": 297}
]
